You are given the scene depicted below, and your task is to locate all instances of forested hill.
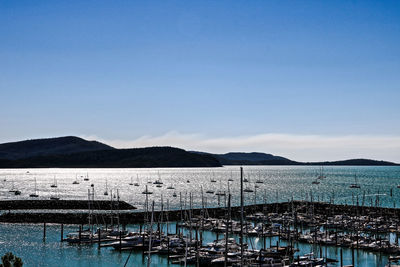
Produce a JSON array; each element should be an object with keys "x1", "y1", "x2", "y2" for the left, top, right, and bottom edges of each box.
[
  {"x1": 0, "y1": 146, "x2": 221, "y2": 168},
  {"x1": 193, "y1": 152, "x2": 399, "y2": 166},
  {"x1": 0, "y1": 137, "x2": 397, "y2": 168},
  {"x1": 0, "y1": 136, "x2": 114, "y2": 160}
]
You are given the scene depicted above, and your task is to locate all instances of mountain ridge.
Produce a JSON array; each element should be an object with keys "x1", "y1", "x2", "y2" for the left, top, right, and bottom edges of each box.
[{"x1": 0, "y1": 136, "x2": 398, "y2": 167}]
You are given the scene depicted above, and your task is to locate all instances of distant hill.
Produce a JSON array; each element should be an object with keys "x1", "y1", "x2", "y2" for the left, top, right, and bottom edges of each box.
[
  {"x1": 304, "y1": 158, "x2": 399, "y2": 166},
  {"x1": 0, "y1": 136, "x2": 114, "y2": 160},
  {"x1": 0, "y1": 136, "x2": 398, "y2": 167},
  {"x1": 212, "y1": 152, "x2": 299, "y2": 165},
  {"x1": 193, "y1": 151, "x2": 399, "y2": 166},
  {"x1": 0, "y1": 146, "x2": 221, "y2": 168}
]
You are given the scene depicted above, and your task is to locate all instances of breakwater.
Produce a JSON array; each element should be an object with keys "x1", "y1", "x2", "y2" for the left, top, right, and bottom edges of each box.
[
  {"x1": 0, "y1": 200, "x2": 135, "y2": 211},
  {"x1": 1, "y1": 200, "x2": 399, "y2": 224}
]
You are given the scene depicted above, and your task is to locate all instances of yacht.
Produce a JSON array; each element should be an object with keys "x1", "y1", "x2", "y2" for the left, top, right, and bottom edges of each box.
[
  {"x1": 244, "y1": 186, "x2": 254, "y2": 193},
  {"x1": 8, "y1": 180, "x2": 17, "y2": 193},
  {"x1": 349, "y1": 174, "x2": 361, "y2": 189},
  {"x1": 167, "y1": 184, "x2": 175, "y2": 189},
  {"x1": 104, "y1": 180, "x2": 109, "y2": 196},
  {"x1": 133, "y1": 175, "x2": 140, "y2": 186},
  {"x1": 228, "y1": 172, "x2": 234, "y2": 182},
  {"x1": 142, "y1": 185, "x2": 153, "y2": 195},
  {"x1": 29, "y1": 177, "x2": 39, "y2": 197},
  {"x1": 73, "y1": 175, "x2": 79, "y2": 184},
  {"x1": 50, "y1": 176, "x2": 58, "y2": 188}
]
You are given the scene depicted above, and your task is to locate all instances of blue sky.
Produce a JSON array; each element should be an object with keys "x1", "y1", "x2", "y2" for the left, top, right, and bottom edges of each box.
[{"x1": 1, "y1": 1, "x2": 400, "y2": 161}]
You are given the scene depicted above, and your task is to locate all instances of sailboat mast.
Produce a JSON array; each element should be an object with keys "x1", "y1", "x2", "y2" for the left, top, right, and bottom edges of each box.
[{"x1": 240, "y1": 167, "x2": 244, "y2": 266}]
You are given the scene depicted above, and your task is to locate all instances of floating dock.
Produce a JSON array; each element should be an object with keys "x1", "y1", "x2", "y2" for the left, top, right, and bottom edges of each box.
[{"x1": 0, "y1": 200, "x2": 399, "y2": 224}]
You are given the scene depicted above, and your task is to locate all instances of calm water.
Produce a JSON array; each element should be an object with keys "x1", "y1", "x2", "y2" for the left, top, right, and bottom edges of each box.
[
  {"x1": 0, "y1": 223, "x2": 389, "y2": 266},
  {"x1": 1, "y1": 166, "x2": 400, "y2": 266},
  {"x1": 1, "y1": 166, "x2": 400, "y2": 210}
]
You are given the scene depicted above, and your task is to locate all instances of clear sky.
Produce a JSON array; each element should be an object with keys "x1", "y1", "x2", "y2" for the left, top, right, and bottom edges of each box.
[{"x1": 1, "y1": 0, "x2": 400, "y2": 162}]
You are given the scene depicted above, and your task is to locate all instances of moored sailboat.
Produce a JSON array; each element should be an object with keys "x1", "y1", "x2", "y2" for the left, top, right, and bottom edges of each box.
[
  {"x1": 29, "y1": 177, "x2": 39, "y2": 197},
  {"x1": 350, "y1": 174, "x2": 361, "y2": 188}
]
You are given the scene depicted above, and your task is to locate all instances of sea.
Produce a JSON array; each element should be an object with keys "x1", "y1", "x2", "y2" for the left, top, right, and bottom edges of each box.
[{"x1": 1, "y1": 165, "x2": 400, "y2": 266}]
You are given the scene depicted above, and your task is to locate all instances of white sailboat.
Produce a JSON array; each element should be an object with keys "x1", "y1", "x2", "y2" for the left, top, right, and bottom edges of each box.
[
  {"x1": 244, "y1": 173, "x2": 253, "y2": 192},
  {"x1": 9, "y1": 179, "x2": 21, "y2": 195},
  {"x1": 50, "y1": 186, "x2": 60, "y2": 200},
  {"x1": 50, "y1": 175, "x2": 58, "y2": 188},
  {"x1": 73, "y1": 174, "x2": 79, "y2": 184},
  {"x1": 104, "y1": 179, "x2": 109, "y2": 196},
  {"x1": 255, "y1": 171, "x2": 263, "y2": 184},
  {"x1": 210, "y1": 172, "x2": 217, "y2": 183},
  {"x1": 142, "y1": 185, "x2": 153, "y2": 195},
  {"x1": 228, "y1": 170, "x2": 234, "y2": 182},
  {"x1": 317, "y1": 166, "x2": 326, "y2": 179},
  {"x1": 29, "y1": 177, "x2": 39, "y2": 197},
  {"x1": 349, "y1": 174, "x2": 361, "y2": 188},
  {"x1": 9, "y1": 180, "x2": 17, "y2": 193},
  {"x1": 134, "y1": 174, "x2": 140, "y2": 186}
]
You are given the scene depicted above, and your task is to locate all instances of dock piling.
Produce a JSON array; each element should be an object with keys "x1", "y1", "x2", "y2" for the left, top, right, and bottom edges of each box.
[
  {"x1": 43, "y1": 222, "x2": 46, "y2": 242},
  {"x1": 60, "y1": 223, "x2": 64, "y2": 242}
]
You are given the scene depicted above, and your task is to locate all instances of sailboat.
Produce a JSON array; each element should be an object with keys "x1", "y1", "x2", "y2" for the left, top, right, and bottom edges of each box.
[
  {"x1": 50, "y1": 176, "x2": 58, "y2": 188},
  {"x1": 83, "y1": 173, "x2": 89, "y2": 181},
  {"x1": 29, "y1": 177, "x2": 39, "y2": 197},
  {"x1": 312, "y1": 179, "x2": 320, "y2": 185},
  {"x1": 317, "y1": 166, "x2": 326, "y2": 179},
  {"x1": 255, "y1": 171, "x2": 263, "y2": 184},
  {"x1": 9, "y1": 180, "x2": 17, "y2": 193},
  {"x1": 172, "y1": 192, "x2": 177, "y2": 197},
  {"x1": 228, "y1": 170, "x2": 234, "y2": 182},
  {"x1": 215, "y1": 178, "x2": 226, "y2": 196},
  {"x1": 9, "y1": 179, "x2": 21, "y2": 195},
  {"x1": 349, "y1": 174, "x2": 361, "y2": 188},
  {"x1": 142, "y1": 185, "x2": 153, "y2": 195},
  {"x1": 154, "y1": 171, "x2": 163, "y2": 185},
  {"x1": 243, "y1": 173, "x2": 249, "y2": 183},
  {"x1": 134, "y1": 174, "x2": 140, "y2": 186},
  {"x1": 104, "y1": 180, "x2": 109, "y2": 196},
  {"x1": 244, "y1": 174, "x2": 254, "y2": 192},
  {"x1": 50, "y1": 186, "x2": 60, "y2": 200},
  {"x1": 210, "y1": 172, "x2": 217, "y2": 183},
  {"x1": 129, "y1": 176, "x2": 134, "y2": 186},
  {"x1": 244, "y1": 186, "x2": 254, "y2": 193},
  {"x1": 72, "y1": 174, "x2": 79, "y2": 184},
  {"x1": 167, "y1": 183, "x2": 175, "y2": 189}
]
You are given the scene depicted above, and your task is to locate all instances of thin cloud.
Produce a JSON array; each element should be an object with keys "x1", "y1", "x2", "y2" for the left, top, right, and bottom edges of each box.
[{"x1": 82, "y1": 132, "x2": 400, "y2": 163}]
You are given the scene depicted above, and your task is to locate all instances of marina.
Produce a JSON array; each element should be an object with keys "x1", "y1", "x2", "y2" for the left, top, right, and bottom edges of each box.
[{"x1": 1, "y1": 166, "x2": 400, "y2": 266}]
